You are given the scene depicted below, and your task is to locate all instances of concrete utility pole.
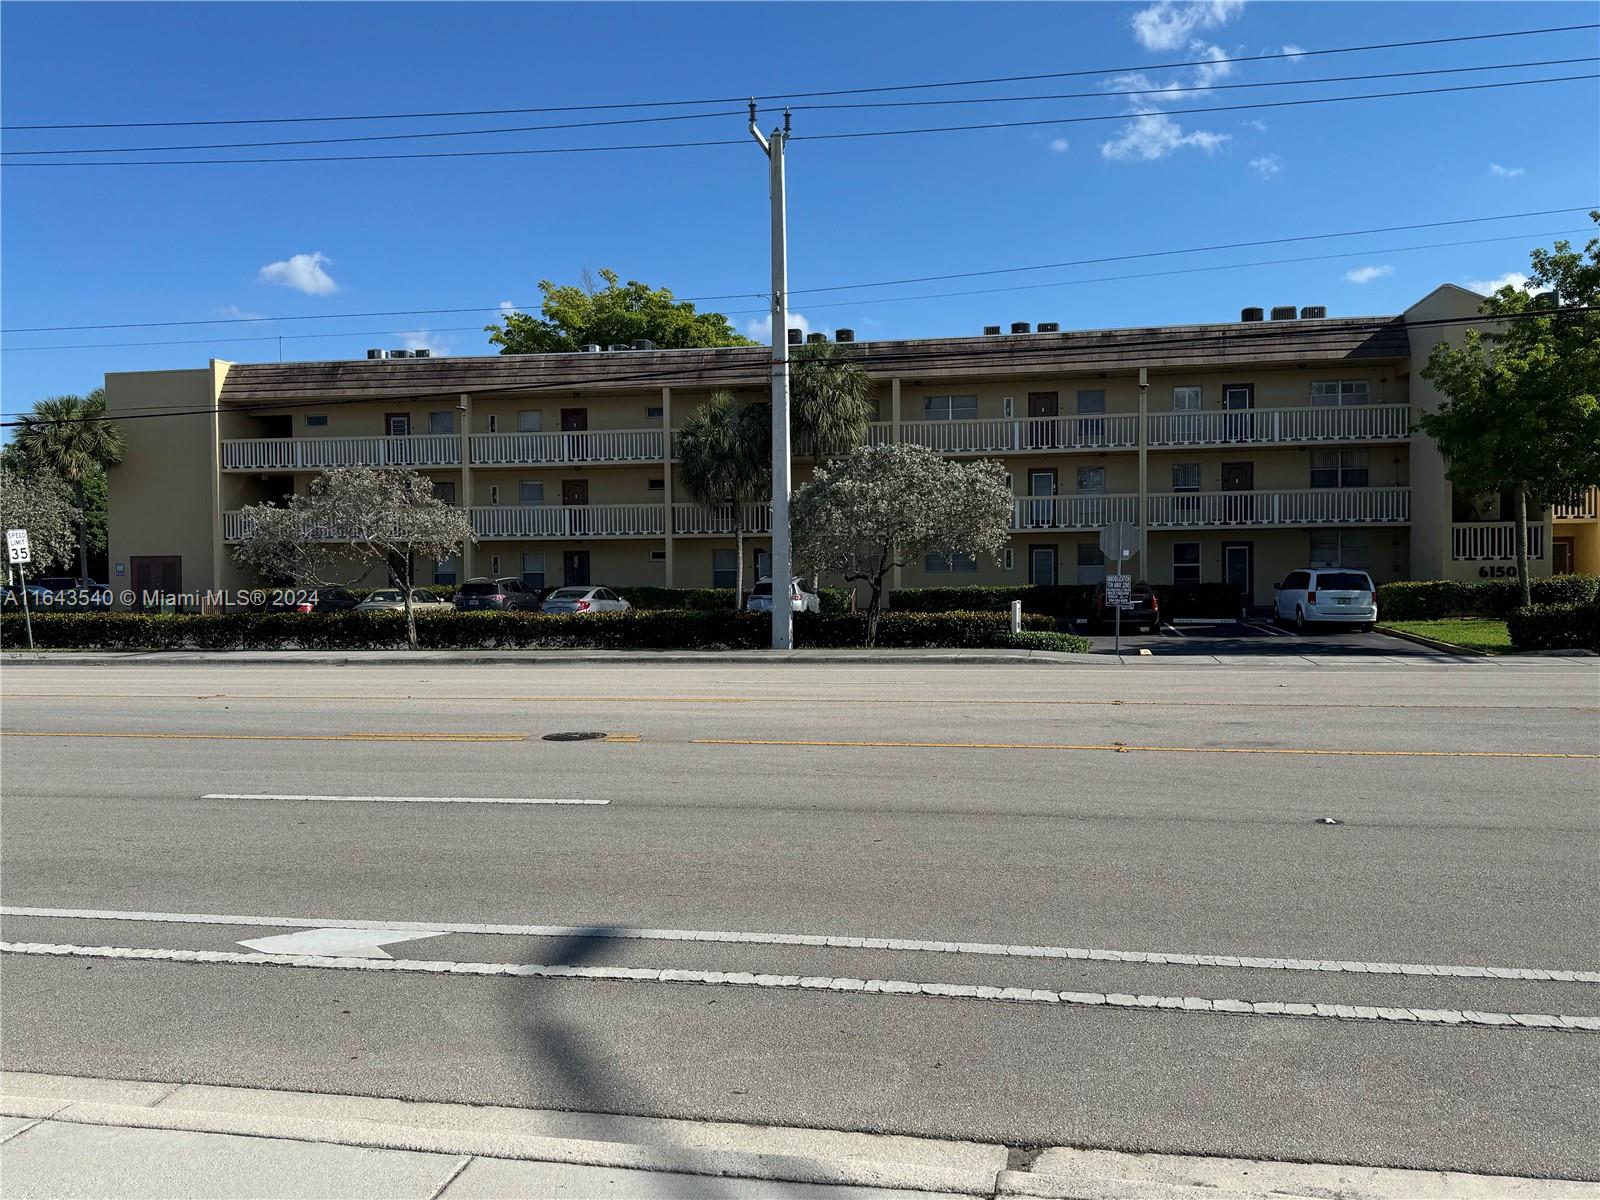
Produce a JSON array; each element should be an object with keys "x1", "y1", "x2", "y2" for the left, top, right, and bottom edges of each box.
[{"x1": 750, "y1": 101, "x2": 793, "y2": 651}]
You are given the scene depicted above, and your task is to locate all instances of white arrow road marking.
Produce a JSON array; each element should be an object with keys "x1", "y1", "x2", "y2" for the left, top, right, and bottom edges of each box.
[
  {"x1": 199, "y1": 794, "x2": 608, "y2": 806},
  {"x1": 235, "y1": 928, "x2": 447, "y2": 959}
]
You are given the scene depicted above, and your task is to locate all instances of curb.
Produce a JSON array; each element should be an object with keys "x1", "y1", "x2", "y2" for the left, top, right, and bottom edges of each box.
[
  {"x1": 0, "y1": 649, "x2": 1096, "y2": 667},
  {"x1": 1372, "y1": 626, "x2": 1490, "y2": 657}
]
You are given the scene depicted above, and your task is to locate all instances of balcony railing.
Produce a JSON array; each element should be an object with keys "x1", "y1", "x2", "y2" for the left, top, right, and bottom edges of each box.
[
  {"x1": 1452, "y1": 522, "x2": 1546, "y2": 561},
  {"x1": 869, "y1": 415, "x2": 1138, "y2": 454},
  {"x1": 1146, "y1": 487, "x2": 1411, "y2": 529},
  {"x1": 1146, "y1": 404, "x2": 1411, "y2": 447},
  {"x1": 1552, "y1": 487, "x2": 1600, "y2": 521},
  {"x1": 1011, "y1": 494, "x2": 1139, "y2": 531},
  {"x1": 472, "y1": 504, "x2": 666, "y2": 539},
  {"x1": 470, "y1": 429, "x2": 664, "y2": 466},
  {"x1": 221, "y1": 434, "x2": 461, "y2": 471},
  {"x1": 222, "y1": 510, "x2": 370, "y2": 543},
  {"x1": 673, "y1": 502, "x2": 774, "y2": 536}
]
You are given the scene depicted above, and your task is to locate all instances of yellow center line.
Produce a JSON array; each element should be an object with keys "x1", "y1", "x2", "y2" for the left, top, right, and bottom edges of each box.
[
  {"x1": 0, "y1": 731, "x2": 527, "y2": 743},
  {"x1": 689, "y1": 737, "x2": 1599, "y2": 760}
]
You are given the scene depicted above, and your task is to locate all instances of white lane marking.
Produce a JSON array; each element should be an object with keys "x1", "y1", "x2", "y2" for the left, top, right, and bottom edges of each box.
[
  {"x1": 3, "y1": 906, "x2": 1594, "y2": 984},
  {"x1": 198, "y1": 794, "x2": 608, "y2": 806},
  {"x1": 1245, "y1": 620, "x2": 1291, "y2": 638},
  {"x1": 236, "y1": 929, "x2": 446, "y2": 959},
  {"x1": 2, "y1": 942, "x2": 1595, "y2": 1033}
]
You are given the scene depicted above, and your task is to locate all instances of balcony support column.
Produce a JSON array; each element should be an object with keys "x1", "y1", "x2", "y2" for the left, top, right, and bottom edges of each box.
[
  {"x1": 1137, "y1": 367, "x2": 1149, "y2": 571},
  {"x1": 662, "y1": 386, "x2": 674, "y2": 587},
  {"x1": 459, "y1": 393, "x2": 474, "y2": 580}
]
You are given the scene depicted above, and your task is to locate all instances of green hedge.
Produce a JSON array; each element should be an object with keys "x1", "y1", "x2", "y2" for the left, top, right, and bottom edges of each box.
[
  {"x1": 885, "y1": 583, "x2": 1241, "y2": 620},
  {"x1": 0, "y1": 609, "x2": 1069, "y2": 652},
  {"x1": 998, "y1": 630, "x2": 1092, "y2": 653},
  {"x1": 1377, "y1": 576, "x2": 1600, "y2": 621},
  {"x1": 1506, "y1": 602, "x2": 1600, "y2": 652},
  {"x1": 621, "y1": 585, "x2": 853, "y2": 615}
]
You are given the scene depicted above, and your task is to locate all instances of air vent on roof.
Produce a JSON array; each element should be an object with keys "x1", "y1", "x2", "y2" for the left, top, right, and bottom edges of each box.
[
  {"x1": 581, "y1": 343, "x2": 601, "y2": 353},
  {"x1": 806, "y1": 331, "x2": 827, "y2": 344},
  {"x1": 1299, "y1": 306, "x2": 1327, "y2": 320},
  {"x1": 1037, "y1": 322, "x2": 1060, "y2": 333},
  {"x1": 787, "y1": 327, "x2": 804, "y2": 345},
  {"x1": 607, "y1": 343, "x2": 630, "y2": 352},
  {"x1": 389, "y1": 349, "x2": 413, "y2": 358},
  {"x1": 983, "y1": 325, "x2": 1002, "y2": 336},
  {"x1": 1269, "y1": 306, "x2": 1297, "y2": 321},
  {"x1": 835, "y1": 328, "x2": 855, "y2": 343},
  {"x1": 633, "y1": 339, "x2": 655, "y2": 351},
  {"x1": 1240, "y1": 307, "x2": 1264, "y2": 322},
  {"x1": 1011, "y1": 322, "x2": 1031, "y2": 334},
  {"x1": 367, "y1": 348, "x2": 385, "y2": 359},
  {"x1": 413, "y1": 348, "x2": 432, "y2": 358}
]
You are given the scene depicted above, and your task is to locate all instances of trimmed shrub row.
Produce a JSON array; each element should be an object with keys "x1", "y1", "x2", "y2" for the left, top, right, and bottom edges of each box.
[
  {"x1": 1506, "y1": 602, "x2": 1600, "y2": 652},
  {"x1": 884, "y1": 583, "x2": 1242, "y2": 619},
  {"x1": 0, "y1": 609, "x2": 1078, "y2": 652},
  {"x1": 1377, "y1": 576, "x2": 1600, "y2": 621},
  {"x1": 615, "y1": 585, "x2": 853, "y2": 615}
]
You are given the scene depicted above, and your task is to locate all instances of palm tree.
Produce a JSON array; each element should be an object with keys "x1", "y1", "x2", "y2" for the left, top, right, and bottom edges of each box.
[
  {"x1": 677, "y1": 391, "x2": 771, "y2": 606},
  {"x1": 14, "y1": 388, "x2": 125, "y2": 579},
  {"x1": 792, "y1": 341, "x2": 875, "y2": 461}
]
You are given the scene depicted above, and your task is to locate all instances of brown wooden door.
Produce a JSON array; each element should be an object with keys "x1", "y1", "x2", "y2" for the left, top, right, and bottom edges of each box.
[
  {"x1": 560, "y1": 408, "x2": 588, "y2": 432},
  {"x1": 129, "y1": 556, "x2": 181, "y2": 609},
  {"x1": 1027, "y1": 391, "x2": 1059, "y2": 449},
  {"x1": 561, "y1": 480, "x2": 588, "y2": 505},
  {"x1": 562, "y1": 479, "x2": 590, "y2": 537},
  {"x1": 1221, "y1": 462, "x2": 1255, "y2": 523}
]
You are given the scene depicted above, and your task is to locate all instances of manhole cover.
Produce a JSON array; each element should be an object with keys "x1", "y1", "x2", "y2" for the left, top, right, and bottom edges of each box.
[{"x1": 542, "y1": 731, "x2": 608, "y2": 742}]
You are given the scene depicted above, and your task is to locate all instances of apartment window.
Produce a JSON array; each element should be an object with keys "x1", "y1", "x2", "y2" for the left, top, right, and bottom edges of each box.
[
  {"x1": 1172, "y1": 386, "x2": 1202, "y2": 410},
  {"x1": 1076, "y1": 542, "x2": 1107, "y2": 586},
  {"x1": 1002, "y1": 397, "x2": 1014, "y2": 418},
  {"x1": 650, "y1": 550, "x2": 667, "y2": 562},
  {"x1": 434, "y1": 555, "x2": 459, "y2": 587},
  {"x1": 1310, "y1": 380, "x2": 1372, "y2": 406},
  {"x1": 488, "y1": 485, "x2": 499, "y2": 506},
  {"x1": 521, "y1": 552, "x2": 545, "y2": 589},
  {"x1": 487, "y1": 414, "x2": 498, "y2": 434},
  {"x1": 1003, "y1": 548, "x2": 1015, "y2": 571},
  {"x1": 712, "y1": 548, "x2": 737, "y2": 589},
  {"x1": 517, "y1": 481, "x2": 544, "y2": 506},
  {"x1": 429, "y1": 411, "x2": 455, "y2": 435},
  {"x1": 517, "y1": 410, "x2": 543, "y2": 433},
  {"x1": 386, "y1": 413, "x2": 411, "y2": 437},
  {"x1": 1172, "y1": 463, "x2": 1202, "y2": 491},
  {"x1": 490, "y1": 555, "x2": 501, "y2": 576},
  {"x1": 1311, "y1": 449, "x2": 1370, "y2": 488},
  {"x1": 646, "y1": 406, "x2": 664, "y2": 421},
  {"x1": 648, "y1": 478, "x2": 665, "y2": 492},
  {"x1": 304, "y1": 414, "x2": 328, "y2": 428},
  {"x1": 923, "y1": 395, "x2": 978, "y2": 421},
  {"x1": 1002, "y1": 472, "x2": 1015, "y2": 493},
  {"x1": 1076, "y1": 467, "x2": 1106, "y2": 494},
  {"x1": 925, "y1": 550, "x2": 978, "y2": 573},
  {"x1": 432, "y1": 481, "x2": 456, "y2": 505},
  {"x1": 1310, "y1": 529, "x2": 1368, "y2": 567},
  {"x1": 1173, "y1": 541, "x2": 1202, "y2": 585}
]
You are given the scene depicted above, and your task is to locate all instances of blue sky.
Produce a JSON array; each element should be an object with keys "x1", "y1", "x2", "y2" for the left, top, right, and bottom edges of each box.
[{"x1": 2, "y1": 1, "x2": 1596, "y2": 417}]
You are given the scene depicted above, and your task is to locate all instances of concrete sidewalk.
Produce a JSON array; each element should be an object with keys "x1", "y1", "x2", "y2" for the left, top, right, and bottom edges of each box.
[{"x1": 3, "y1": 1072, "x2": 1596, "y2": 1199}]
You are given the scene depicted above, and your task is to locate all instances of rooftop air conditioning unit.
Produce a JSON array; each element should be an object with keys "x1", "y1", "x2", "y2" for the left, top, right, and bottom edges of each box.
[
  {"x1": 806, "y1": 331, "x2": 827, "y2": 344},
  {"x1": 983, "y1": 325, "x2": 1002, "y2": 336},
  {"x1": 787, "y1": 328, "x2": 803, "y2": 345},
  {"x1": 835, "y1": 328, "x2": 855, "y2": 342},
  {"x1": 413, "y1": 348, "x2": 432, "y2": 358},
  {"x1": 1269, "y1": 306, "x2": 1297, "y2": 321},
  {"x1": 1240, "y1": 307, "x2": 1264, "y2": 322},
  {"x1": 389, "y1": 349, "x2": 413, "y2": 358},
  {"x1": 1299, "y1": 306, "x2": 1327, "y2": 320},
  {"x1": 632, "y1": 339, "x2": 655, "y2": 351},
  {"x1": 580, "y1": 343, "x2": 601, "y2": 353},
  {"x1": 1037, "y1": 322, "x2": 1061, "y2": 333},
  {"x1": 366, "y1": 348, "x2": 385, "y2": 359},
  {"x1": 1010, "y1": 322, "x2": 1031, "y2": 334},
  {"x1": 608, "y1": 343, "x2": 630, "y2": 352}
]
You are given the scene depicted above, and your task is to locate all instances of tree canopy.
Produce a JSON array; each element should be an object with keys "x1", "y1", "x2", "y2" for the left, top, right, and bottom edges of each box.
[
  {"x1": 11, "y1": 387, "x2": 124, "y2": 579},
  {"x1": 791, "y1": 341, "x2": 876, "y2": 459},
  {"x1": 676, "y1": 391, "x2": 771, "y2": 603},
  {"x1": 0, "y1": 462, "x2": 81, "y2": 576},
  {"x1": 486, "y1": 269, "x2": 756, "y2": 354},
  {"x1": 791, "y1": 443, "x2": 1013, "y2": 644}
]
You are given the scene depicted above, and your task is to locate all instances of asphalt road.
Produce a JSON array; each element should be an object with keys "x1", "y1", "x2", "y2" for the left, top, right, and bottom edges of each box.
[
  {"x1": 1074, "y1": 618, "x2": 1455, "y2": 657},
  {"x1": 2, "y1": 657, "x2": 1597, "y2": 1179}
]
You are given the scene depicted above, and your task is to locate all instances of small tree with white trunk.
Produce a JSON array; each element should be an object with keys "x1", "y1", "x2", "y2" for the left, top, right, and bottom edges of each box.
[
  {"x1": 791, "y1": 443, "x2": 1014, "y2": 646},
  {"x1": 0, "y1": 463, "x2": 81, "y2": 577},
  {"x1": 232, "y1": 467, "x2": 474, "y2": 648}
]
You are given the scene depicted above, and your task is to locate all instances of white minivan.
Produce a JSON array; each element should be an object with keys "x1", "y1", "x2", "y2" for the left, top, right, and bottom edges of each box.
[{"x1": 1273, "y1": 568, "x2": 1379, "y2": 632}]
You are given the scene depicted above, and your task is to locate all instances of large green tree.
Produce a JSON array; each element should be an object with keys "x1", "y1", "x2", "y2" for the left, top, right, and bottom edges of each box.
[
  {"x1": 487, "y1": 269, "x2": 755, "y2": 354},
  {"x1": 1420, "y1": 216, "x2": 1600, "y2": 605},
  {"x1": 11, "y1": 387, "x2": 124, "y2": 580},
  {"x1": 0, "y1": 461, "x2": 81, "y2": 578},
  {"x1": 676, "y1": 391, "x2": 771, "y2": 605},
  {"x1": 791, "y1": 340, "x2": 876, "y2": 460}
]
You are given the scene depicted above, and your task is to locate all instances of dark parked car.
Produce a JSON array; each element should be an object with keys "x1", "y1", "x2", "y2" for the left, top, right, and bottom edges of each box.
[
  {"x1": 30, "y1": 577, "x2": 112, "y2": 609},
  {"x1": 453, "y1": 577, "x2": 543, "y2": 611},
  {"x1": 312, "y1": 587, "x2": 362, "y2": 613},
  {"x1": 1089, "y1": 579, "x2": 1161, "y2": 633}
]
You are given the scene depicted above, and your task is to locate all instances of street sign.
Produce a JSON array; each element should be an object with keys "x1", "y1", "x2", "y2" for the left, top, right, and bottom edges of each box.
[
  {"x1": 1098, "y1": 522, "x2": 1136, "y2": 563},
  {"x1": 1105, "y1": 573, "x2": 1133, "y2": 604},
  {"x1": 6, "y1": 528, "x2": 30, "y2": 565}
]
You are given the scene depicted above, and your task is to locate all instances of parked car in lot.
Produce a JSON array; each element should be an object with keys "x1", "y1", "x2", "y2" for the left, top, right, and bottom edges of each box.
[
  {"x1": 311, "y1": 587, "x2": 362, "y2": 613},
  {"x1": 1088, "y1": 579, "x2": 1161, "y2": 633},
  {"x1": 745, "y1": 577, "x2": 821, "y2": 614},
  {"x1": 28, "y1": 577, "x2": 112, "y2": 608},
  {"x1": 1273, "y1": 568, "x2": 1378, "y2": 632},
  {"x1": 353, "y1": 588, "x2": 453, "y2": 613},
  {"x1": 540, "y1": 586, "x2": 631, "y2": 614},
  {"x1": 453, "y1": 577, "x2": 543, "y2": 611}
]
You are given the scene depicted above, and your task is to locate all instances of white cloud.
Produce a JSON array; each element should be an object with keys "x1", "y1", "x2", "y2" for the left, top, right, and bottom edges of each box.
[
  {"x1": 1129, "y1": 0, "x2": 1245, "y2": 51},
  {"x1": 1488, "y1": 163, "x2": 1525, "y2": 178},
  {"x1": 1241, "y1": 118, "x2": 1267, "y2": 131},
  {"x1": 1249, "y1": 154, "x2": 1281, "y2": 178},
  {"x1": 1464, "y1": 271, "x2": 1532, "y2": 294},
  {"x1": 1050, "y1": 137, "x2": 1070, "y2": 153},
  {"x1": 1344, "y1": 265, "x2": 1393, "y2": 284},
  {"x1": 498, "y1": 299, "x2": 521, "y2": 316},
  {"x1": 1101, "y1": 113, "x2": 1229, "y2": 161},
  {"x1": 257, "y1": 251, "x2": 338, "y2": 296},
  {"x1": 745, "y1": 312, "x2": 811, "y2": 341},
  {"x1": 1279, "y1": 43, "x2": 1305, "y2": 60},
  {"x1": 218, "y1": 304, "x2": 265, "y2": 321},
  {"x1": 399, "y1": 329, "x2": 449, "y2": 355},
  {"x1": 1189, "y1": 41, "x2": 1235, "y2": 89}
]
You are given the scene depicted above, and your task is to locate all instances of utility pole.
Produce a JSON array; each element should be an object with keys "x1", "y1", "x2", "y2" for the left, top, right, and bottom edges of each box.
[{"x1": 750, "y1": 101, "x2": 793, "y2": 651}]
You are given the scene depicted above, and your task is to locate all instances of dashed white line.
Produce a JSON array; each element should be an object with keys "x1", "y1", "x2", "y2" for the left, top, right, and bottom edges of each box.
[
  {"x1": 3, "y1": 906, "x2": 1594, "y2": 984},
  {"x1": 196, "y1": 794, "x2": 608, "y2": 806},
  {"x1": 2, "y1": 941, "x2": 1594, "y2": 1033}
]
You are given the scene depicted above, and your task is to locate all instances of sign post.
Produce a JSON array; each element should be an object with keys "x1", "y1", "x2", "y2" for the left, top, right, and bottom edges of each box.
[
  {"x1": 1098, "y1": 522, "x2": 1137, "y2": 656},
  {"x1": 6, "y1": 528, "x2": 35, "y2": 652}
]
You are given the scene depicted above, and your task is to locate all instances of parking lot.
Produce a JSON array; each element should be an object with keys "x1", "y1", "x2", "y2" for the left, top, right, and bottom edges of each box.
[{"x1": 1071, "y1": 617, "x2": 1457, "y2": 658}]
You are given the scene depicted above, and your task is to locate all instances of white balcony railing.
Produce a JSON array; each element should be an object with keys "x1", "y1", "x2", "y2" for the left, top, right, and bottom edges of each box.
[
  {"x1": 1451, "y1": 522, "x2": 1546, "y2": 561},
  {"x1": 470, "y1": 429, "x2": 664, "y2": 466},
  {"x1": 221, "y1": 435, "x2": 461, "y2": 471},
  {"x1": 673, "y1": 502, "x2": 774, "y2": 536},
  {"x1": 1011, "y1": 494, "x2": 1140, "y2": 531},
  {"x1": 1146, "y1": 487, "x2": 1411, "y2": 529},
  {"x1": 222, "y1": 510, "x2": 372, "y2": 543},
  {"x1": 1552, "y1": 487, "x2": 1599, "y2": 521},
  {"x1": 869, "y1": 415, "x2": 1138, "y2": 454},
  {"x1": 1146, "y1": 404, "x2": 1411, "y2": 447},
  {"x1": 471, "y1": 504, "x2": 666, "y2": 539}
]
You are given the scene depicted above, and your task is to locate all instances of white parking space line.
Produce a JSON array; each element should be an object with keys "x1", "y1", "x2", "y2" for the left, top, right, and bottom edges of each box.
[
  {"x1": 3, "y1": 906, "x2": 1593, "y2": 984},
  {"x1": 3, "y1": 941, "x2": 1594, "y2": 1033},
  {"x1": 1245, "y1": 621, "x2": 1292, "y2": 638},
  {"x1": 197, "y1": 794, "x2": 609, "y2": 806}
]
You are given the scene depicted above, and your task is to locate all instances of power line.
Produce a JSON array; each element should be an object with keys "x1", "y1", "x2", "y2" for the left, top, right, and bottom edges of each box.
[
  {"x1": 7, "y1": 74, "x2": 1592, "y2": 167},
  {"x1": 5, "y1": 22, "x2": 1593, "y2": 131},
  {"x1": 4, "y1": 308, "x2": 1584, "y2": 429},
  {"x1": 10, "y1": 58, "x2": 1590, "y2": 157},
  {"x1": 6, "y1": 205, "x2": 1592, "y2": 336}
]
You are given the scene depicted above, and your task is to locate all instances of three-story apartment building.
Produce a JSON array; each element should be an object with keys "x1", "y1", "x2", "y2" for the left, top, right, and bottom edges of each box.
[{"x1": 104, "y1": 283, "x2": 1570, "y2": 607}]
